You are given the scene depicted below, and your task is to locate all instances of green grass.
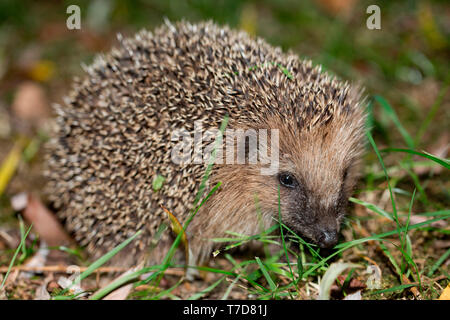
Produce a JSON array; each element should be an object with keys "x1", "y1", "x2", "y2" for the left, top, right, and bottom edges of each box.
[
  {"x1": 0, "y1": 224, "x2": 32, "y2": 290},
  {"x1": 30, "y1": 132, "x2": 449, "y2": 299}
]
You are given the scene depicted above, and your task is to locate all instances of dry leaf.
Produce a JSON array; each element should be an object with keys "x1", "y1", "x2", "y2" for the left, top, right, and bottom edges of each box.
[
  {"x1": 0, "y1": 138, "x2": 26, "y2": 196},
  {"x1": 34, "y1": 277, "x2": 52, "y2": 300},
  {"x1": 0, "y1": 228, "x2": 18, "y2": 248},
  {"x1": 22, "y1": 194, "x2": 72, "y2": 246},
  {"x1": 433, "y1": 240, "x2": 450, "y2": 249},
  {"x1": 161, "y1": 205, "x2": 189, "y2": 263},
  {"x1": 414, "y1": 132, "x2": 448, "y2": 176},
  {"x1": 96, "y1": 264, "x2": 143, "y2": 300},
  {"x1": 21, "y1": 241, "x2": 50, "y2": 279},
  {"x1": 103, "y1": 283, "x2": 134, "y2": 300},
  {"x1": 409, "y1": 215, "x2": 447, "y2": 228},
  {"x1": 318, "y1": 262, "x2": 361, "y2": 300},
  {"x1": 12, "y1": 81, "x2": 49, "y2": 126},
  {"x1": 343, "y1": 290, "x2": 362, "y2": 300},
  {"x1": 402, "y1": 275, "x2": 421, "y2": 299},
  {"x1": 47, "y1": 280, "x2": 60, "y2": 293},
  {"x1": 438, "y1": 283, "x2": 450, "y2": 300}
]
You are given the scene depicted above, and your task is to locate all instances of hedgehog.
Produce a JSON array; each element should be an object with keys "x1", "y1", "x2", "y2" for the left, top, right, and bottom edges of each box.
[{"x1": 44, "y1": 20, "x2": 366, "y2": 268}]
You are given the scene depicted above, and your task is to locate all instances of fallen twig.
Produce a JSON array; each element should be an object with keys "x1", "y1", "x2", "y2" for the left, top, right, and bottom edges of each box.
[{"x1": 0, "y1": 265, "x2": 185, "y2": 276}]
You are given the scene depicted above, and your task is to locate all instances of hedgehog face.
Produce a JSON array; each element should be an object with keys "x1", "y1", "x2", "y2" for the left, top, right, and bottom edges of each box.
[
  {"x1": 255, "y1": 111, "x2": 365, "y2": 249},
  {"x1": 275, "y1": 169, "x2": 346, "y2": 248}
]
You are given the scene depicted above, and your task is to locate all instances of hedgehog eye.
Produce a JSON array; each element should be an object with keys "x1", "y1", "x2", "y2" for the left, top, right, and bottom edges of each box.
[{"x1": 279, "y1": 172, "x2": 298, "y2": 188}]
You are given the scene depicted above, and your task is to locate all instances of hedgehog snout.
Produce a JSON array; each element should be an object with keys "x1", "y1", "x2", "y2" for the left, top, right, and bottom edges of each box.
[
  {"x1": 304, "y1": 204, "x2": 341, "y2": 248},
  {"x1": 316, "y1": 228, "x2": 339, "y2": 248}
]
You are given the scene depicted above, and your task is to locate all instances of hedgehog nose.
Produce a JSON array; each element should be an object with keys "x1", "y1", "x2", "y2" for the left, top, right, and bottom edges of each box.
[{"x1": 317, "y1": 229, "x2": 338, "y2": 248}]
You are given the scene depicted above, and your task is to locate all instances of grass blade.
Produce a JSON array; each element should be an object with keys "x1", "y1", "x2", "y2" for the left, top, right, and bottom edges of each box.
[
  {"x1": 90, "y1": 266, "x2": 161, "y2": 300},
  {"x1": 379, "y1": 242, "x2": 402, "y2": 276},
  {"x1": 79, "y1": 231, "x2": 142, "y2": 282},
  {"x1": 369, "y1": 283, "x2": 417, "y2": 295},
  {"x1": 188, "y1": 277, "x2": 225, "y2": 300},
  {"x1": 349, "y1": 197, "x2": 393, "y2": 220},
  {"x1": 221, "y1": 274, "x2": 242, "y2": 300},
  {"x1": 0, "y1": 225, "x2": 33, "y2": 290},
  {"x1": 374, "y1": 95, "x2": 414, "y2": 148},
  {"x1": 255, "y1": 257, "x2": 277, "y2": 292},
  {"x1": 303, "y1": 215, "x2": 450, "y2": 279},
  {"x1": 380, "y1": 148, "x2": 449, "y2": 169},
  {"x1": 427, "y1": 248, "x2": 450, "y2": 277},
  {"x1": 367, "y1": 131, "x2": 403, "y2": 253},
  {"x1": 58, "y1": 230, "x2": 143, "y2": 298}
]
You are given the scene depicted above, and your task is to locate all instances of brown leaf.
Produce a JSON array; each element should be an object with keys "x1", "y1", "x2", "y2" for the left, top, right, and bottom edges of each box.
[
  {"x1": 21, "y1": 242, "x2": 50, "y2": 279},
  {"x1": 336, "y1": 275, "x2": 367, "y2": 290},
  {"x1": 102, "y1": 282, "x2": 133, "y2": 300},
  {"x1": 34, "y1": 276, "x2": 52, "y2": 300},
  {"x1": 414, "y1": 132, "x2": 448, "y2": 176},
  {"x1": 315, "y1": 0, "x2": 358, "y2": 16},
  {"x1": 433, "y1": 240, "x2": 450, "y2": 249},
  {"x1": 12, "y1": 81, "x2": 49, "y2": 126},
  {"x1": 409, "y1": 215, "x2": 447, "y2": 228},
  {"x1": 402, "y1": 275, "x2": 421, "y2": 299},
  {"x1": 343, "y1": 290, "x2": 362, "y2": 300},
  {"x1": 97, "y1": 265, "x2": 143, "y2": 300},
  {"x1": 439, "y1": 283, "x2": 450, "y2": 300},
  {"x1": 0, "y1": 229, "x2": 18, "y2": 248},
  {"x1": 21, "y1": 194, "x2": 72, "y2": 246},
  {"x1": 46, "y1": 280, "x2": 60, "y2": 293}
]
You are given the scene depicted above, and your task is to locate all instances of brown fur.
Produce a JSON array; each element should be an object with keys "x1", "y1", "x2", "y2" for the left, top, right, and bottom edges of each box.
[{"x1": 189, "y1": 105, "x2": 366, "y2": 263}]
